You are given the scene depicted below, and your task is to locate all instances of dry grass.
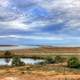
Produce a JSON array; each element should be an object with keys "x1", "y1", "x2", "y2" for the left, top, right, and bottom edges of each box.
[
  {"x1": 1, "y1": 47, "x2": 80, "y2": 58},
  {"x1": 0, "y1": 64, "x2": 80, "y2": 80},
  {"x1": 1, "y1": 75, "x2": 80, "y2": 80}
]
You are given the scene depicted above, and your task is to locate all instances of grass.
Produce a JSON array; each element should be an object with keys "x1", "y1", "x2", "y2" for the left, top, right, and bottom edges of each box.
[{"x1": 0, "y1": 63, "x2": 80, "y2": 80}]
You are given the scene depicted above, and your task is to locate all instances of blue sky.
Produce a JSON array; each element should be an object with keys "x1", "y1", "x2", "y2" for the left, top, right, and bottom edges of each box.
[{"x1": 0, "y1": 0, "x2": 80, "y2": 46}]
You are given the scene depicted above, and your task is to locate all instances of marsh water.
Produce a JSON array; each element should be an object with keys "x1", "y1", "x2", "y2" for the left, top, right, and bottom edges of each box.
[
  {"x1": 0, "y1": 46, "x2": 44, "y2": 66},
  {"x1": 0, "y1": 58, "x2": 44, "y2": 66}
]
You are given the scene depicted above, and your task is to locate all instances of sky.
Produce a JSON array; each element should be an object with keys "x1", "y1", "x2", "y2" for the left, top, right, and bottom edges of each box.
[{"x1": 0, "y1": 0, "x2": 80, "y2": 46}]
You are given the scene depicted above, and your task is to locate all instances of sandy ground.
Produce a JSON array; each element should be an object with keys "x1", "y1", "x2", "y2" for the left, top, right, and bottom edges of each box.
[
  {"x1": 0, "y1": 68, "x2": 80, "y2": 80},
  {"x1": 1, "y1": 75, "x2": 80, "y2": 80},
  {"x1": 0, "y1": 65, "x2": 80, "y2": 80}
]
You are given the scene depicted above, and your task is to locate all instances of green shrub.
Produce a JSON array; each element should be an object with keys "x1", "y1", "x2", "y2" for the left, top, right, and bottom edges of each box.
[
  {"x1": 68, "y1": 57, "x2": 80, "y2": 68},
  {"x1": 38, "y1": 61, "x2": 46, "y2": 65},
  {"x1": 12, "y1": 56, "x2": 25, "y2": 66},
  {"x1": 54, "y1": 55, "x2": 63, "y2": 63},
  {"x1": 46, "y1": 56, "x2": 55, "y2": 64}
]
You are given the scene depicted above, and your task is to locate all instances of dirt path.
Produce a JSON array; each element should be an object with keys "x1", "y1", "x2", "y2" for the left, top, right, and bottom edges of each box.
[{"x1": 1, "y1": 75, "x2": 80, "y2": 80}]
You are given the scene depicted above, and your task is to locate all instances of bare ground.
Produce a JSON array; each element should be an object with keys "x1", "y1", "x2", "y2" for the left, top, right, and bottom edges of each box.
[
  {"x1": 0, "y1": 64, "x2": 80, "y2": 80},
  {"x1": 1, "y1": 75, "x2": 80, "y2": 80}
]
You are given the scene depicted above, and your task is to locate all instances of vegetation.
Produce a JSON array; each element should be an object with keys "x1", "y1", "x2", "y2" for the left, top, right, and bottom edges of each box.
[
  {"x1": 54, "y1": 55, "x2": 64, "y2": 63},
  {"x1": 4, "y1": 51, "x2": 12, "y2": 64},
  {"x1": 12, "y1": 56, "x2": 25, "y2": 66},
  {"x1": 1, "y1": 47, "x2": 80, "y2": 79},
  {"x1": 45, "y1": 56, "x2": 55, "y2": 64},
  {"x1": 38, "y1": 61, "x2": 46, "y2": 65},
  {"x1": 67, "y1": 57, "x2": 80, "y2": 68},
  {"x1": 4, "y1": 51, "x2": 11, "y2": 57}
]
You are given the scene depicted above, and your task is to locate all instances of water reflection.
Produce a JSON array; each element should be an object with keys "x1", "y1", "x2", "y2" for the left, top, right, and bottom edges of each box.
[{"x1": 0, "y1": 58, "x2": 44, "y2": 66}]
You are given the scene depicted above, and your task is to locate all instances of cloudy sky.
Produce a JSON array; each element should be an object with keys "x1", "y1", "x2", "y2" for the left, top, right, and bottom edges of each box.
[{"x1": 0, "y1": 0, "x2": 80, "y2": 46}]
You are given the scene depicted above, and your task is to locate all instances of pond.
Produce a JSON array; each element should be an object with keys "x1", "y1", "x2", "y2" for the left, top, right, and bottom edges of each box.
[
  {"x1": 0, "y1": 46, "x2": 44, "y2": 66},
  {"x1": 0, "y1": 58, "x2": 44, "y2": 66}
]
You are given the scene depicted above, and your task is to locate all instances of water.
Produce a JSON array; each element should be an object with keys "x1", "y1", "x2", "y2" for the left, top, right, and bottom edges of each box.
[
  {"x1": 0, "y1": 46, "x2": 39, "y2": 51},
  {"x1": 0, "y1": 46, "x2": 44, "y2": 66},
  {"x1": 0, "y1": 58, "x2": 44, "y2": 66}
]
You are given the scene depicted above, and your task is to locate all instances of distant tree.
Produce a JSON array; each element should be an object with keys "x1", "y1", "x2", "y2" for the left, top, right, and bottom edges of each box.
[
  {"x1": 12, "y1": 56, "x2": 25, "y2": 66},
  {"x1": 4, "y1": 51, "x2": 11, "y2": 57},
  {"x1": 68, "y1": 57, "x2": 80, "y2": 68},
  {"x1": 4, "y1": 51, "x2": 11, "y2": 64}
]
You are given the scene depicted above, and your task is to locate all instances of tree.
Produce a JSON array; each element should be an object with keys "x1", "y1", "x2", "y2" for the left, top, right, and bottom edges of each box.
[
  {"x1": 12, "y1": 56, "x2": 25, "y2": 66},
  {"x1": 4, "y1": 51, "x2": 11, "y2": 57},
  {"x1": 4, "y1": 51, "x2": 11, "y2": 64},
  {"x1": 68, "y1": 57, "x2": 80, "y2": 68}
]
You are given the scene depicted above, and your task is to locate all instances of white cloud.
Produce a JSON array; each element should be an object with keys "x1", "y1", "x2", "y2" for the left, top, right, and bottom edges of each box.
[
  {"x1": 0, "y1": 35, "x2": 64, "y2": 40},
  {"x1": 0, "y1": 12, "x2": 64, "y2": 31},
  {"x1": 0, "y1": 0, "x2": 66, "y2": 32},
  {"x1": 0, "y1": 0, "x2": 80, "y2": 37},
  {"x1": 1, "y1": 34, "x2": 80, "y2": 41},
  {"x1": 38, "y1": 0, "x2": 80, "y2": 11},
  {"x1": 0, "y1": 0, "x2": 10, "y2": 7},
  {"x1": 65, "y1": 20, "x2": 80, "y2": 29},
  {"x1": 36, "y1": 0, "x2": 80, "y2": 31}
]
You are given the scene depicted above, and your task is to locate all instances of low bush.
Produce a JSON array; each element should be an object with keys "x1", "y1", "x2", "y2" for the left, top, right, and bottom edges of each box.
[
  {"x1": 54, "y1": 55, "x2": 64, "y2": 63},
  {"x1": 4, "y1": 51, "x2": 12, "y2": 57},
  {"x1": 38, "y1": 61, "x2": 46, "y2": 65},
  {"x1": 67, "y1": 57, "x2": 80, "y2": 68},
  {"x1": 12, "y1": 56, "x2": 25, "y2": 66},
  {"x1": 46, "y1": 56, "x2": 55, "y2": 64}
]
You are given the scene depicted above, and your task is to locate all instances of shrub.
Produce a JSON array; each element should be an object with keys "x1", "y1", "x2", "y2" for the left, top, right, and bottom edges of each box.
[
  {"x1": 54, "y1": 55, "x2": 63, "y2": 63},
  {"x1": 12, "y1": 56, "x2": 25, "y2": 66},
  {"x1": 4, "y1": 51, "x2": 11, "y2": 64},
  {"x1": 38, "y1": 61, "x2": 46, "y2": 65},
  {"x1": 46, "y1": 56, "x2": 55, "y2": 64},
  {"x1": 67, "y1": 57, "x2": 80, "y2": 68},
  {"x1": 4, "y1": 51, "x2": 11, "y2": 57}
]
